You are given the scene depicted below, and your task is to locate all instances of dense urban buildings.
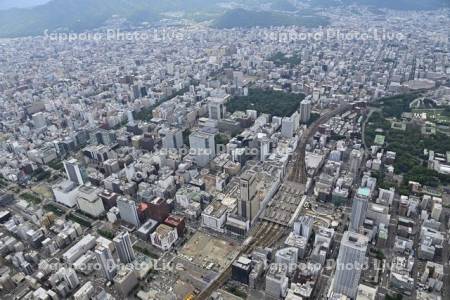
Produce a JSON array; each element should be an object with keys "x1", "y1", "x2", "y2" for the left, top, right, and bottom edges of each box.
[{"x1": 0, "y1": 1, "x2": 449, "y2": 300}]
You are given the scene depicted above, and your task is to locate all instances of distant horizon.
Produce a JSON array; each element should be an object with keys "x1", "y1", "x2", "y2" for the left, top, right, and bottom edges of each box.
[{"x1": 0, "y1": 0, "x2": 50, "y2": 10}]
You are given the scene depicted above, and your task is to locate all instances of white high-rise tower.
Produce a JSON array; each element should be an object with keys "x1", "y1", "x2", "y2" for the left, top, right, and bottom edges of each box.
[
  {"x1": 350, "y1": 187, "x2": 370, "y2": 232},
  {"x1": 332, "y1": 231, "x2": 368, "y2": 299},
  {"x1": 300, "y1": 99, "x2": 312, "y2": 123}
]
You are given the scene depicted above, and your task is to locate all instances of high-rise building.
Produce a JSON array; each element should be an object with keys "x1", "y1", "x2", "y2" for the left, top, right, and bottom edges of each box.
[
  {"x1": 350, "y1": 187, "x2": 370, "y2": 232},
  {"x1": 117, "y1": 196, "x2": 140, "y2": 227},
  {"x1": 87, "y1": 112, "x2": 96, "y2": 128},
  {"x1": 98, "y1": 190, "x2": 118, "y2": 210},
  {"x1": 95, "y1": 245, "x2": 117, "y2": 281},
  {"x1": 281, "y1": 111, "x2": 300, "y2": 138},
  {"x1": 64, "y1": 158, "x2": 86, "y2": 186},
  {"x1": 113, "y1": 266, "x2": 138, "y2": 296},
  {"x1": 61, "y1": 267, "x2": 80, "y2": 290},
  {"x1": 113, "y1": 232, "x2": 135, "y2": 264},
  {"x1": 132, "y1": 84, "x2": 141, "y2": 99},
  {"x1": 208, "y1": 96, "x2": 227, "y2": 120},
  {"x1": 160, "y1": 127, "x2": 183, "y2": 149},
  {"x1": 147, "y1": 197, "x2": 170, "y2": 223},
  {"x1": 431, "y1": 203, "x2": 442, "y2": 221},
  {"x1": 377, "y1": 188, "x2": 395, "y2": 206},
  {"x1": 52, "y1": 180, "x2": 80, "y2": 208},
  {"x1": 293, "y1": 215, "x2": 314, "y2": 240},
  {"x1": 332, "y1": 231, "x2": 368, "y2": 299},
  {"x1": 300, "y1": 99, "x2": 312, "y2": 123},
  {"x1": 0, "y1": 274, "x2": 15, "y2": 292},
  {"x1": 266, "y1": 263, "x2": 289, "y2": 299},
  {"x1": 127, "y1": 110, "x2": 135, "y2": 126},
  {"x1": 32, "y1": 112, "x2": 46, "y2": 129},
  {"x1": 238, "y1": 170, "x2": 259, "y2": 223},
  {"x1": 90, "y1": 130, "x2": 116, "y2": 146},
  {"x1": 275, "y1": 247, "x2": 299, "y2": 274},
  {"x1": 281, "y1": 117, "x2": 294, "y2": 138},
  {"x1": 231, "y1": 256, "x2": 252, "y2": 284},
  {"x1": 189, "y1": 128, "x2": 217, "y2": 167},
  {"x1": 150, "y1": 224, "x2": 178, "y2": 251},
  {"x1": 76, "y1": 185, "x2": 105, "y2": 218},
  {"x1": 349, "y1": 149, "x2": 362, "y2": 176},
  {"x1": 103, "y1": 159, "x2": 120, "y2": 176},
  {"x1": 260, "y1": 137, "x2": 270, "y2": 162},
  {"x1": 73, "y1": 282, "x2": 95, "y2": 300}
]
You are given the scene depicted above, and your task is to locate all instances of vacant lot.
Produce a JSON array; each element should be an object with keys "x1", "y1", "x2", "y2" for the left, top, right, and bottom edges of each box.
[{"x1": 180, "y1": 231, "x2": 239, "y2": 270}]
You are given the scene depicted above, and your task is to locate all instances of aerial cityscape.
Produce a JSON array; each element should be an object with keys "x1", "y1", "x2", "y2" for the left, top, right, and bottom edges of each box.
[{"x1": 0, "y1": 0, "x2": 449, "y2": 300}]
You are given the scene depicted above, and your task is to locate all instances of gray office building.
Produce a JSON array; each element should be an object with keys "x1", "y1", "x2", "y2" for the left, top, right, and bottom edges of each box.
[
  {"x1": 64, "y1": 158, "x2": 86, "y2": 186},
  {"x1": 95, "y1": 245, "x2": 117, "y2": 281},
  {"x1": 238, "y1": 170, "x2": 258, "y2": 223},
  {"x1": 332, "y1": 231, "x2": 368, "y2": 299},
  {"x1": 350, "y1": 187, "x2": 370, "y2": 232},
  {"x1": 300, "y1": 99, "x2": 312, "y2": 123},
  {"x1": 113, "y1": 232, "x2": 135, "y2": 264},
  {"x1": 117, "y1": 196, "x2": 140, "y2": 228}
]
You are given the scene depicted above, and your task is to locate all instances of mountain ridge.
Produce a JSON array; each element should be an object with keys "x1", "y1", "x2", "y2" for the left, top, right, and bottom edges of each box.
[
  {"x1": 0, "y1": 0, "x2": 448, "y2": 38},
  {"x1": 213, "y1": 8, "x2": 329, "y2": 29}
]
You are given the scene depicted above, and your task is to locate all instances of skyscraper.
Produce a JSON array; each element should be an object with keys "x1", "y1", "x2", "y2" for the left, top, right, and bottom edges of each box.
[
  {"x1": 350, "y1": 187, "x2": 370, "y2": 232},
  {"x1": 61, "y1": 267, "x2": 80, "y2": 290},
  {"x1": 32, "y1": 112, "x2": 46, "y2": 129},
  {"x1": 160, "y1": 127, "x2": 183, "y2": 149},
  {"x1": 189, "y1": 128, "x2": 217, "y2": 167},
  {"x1": 281, "y1": 111, "x2": 300, "y2": 138},
  {"x1": 275, "y1": 247, "x2": 299, "y2": 274},
  {"x1": 63, "y1": 158, "x2": 86, "y2": 186},
  {"x1": 127, "y1": 110, "x2": 135, "y2": 126},
  {"x1": 117, "y1": 196, "x2": 140, "y2": 227},
  {"x1": 293, "y1": 215, "x2": 314, "y2": 240},
  {"x1": 238, "y1": 170, "x2": 259, "y2": 223},
  {"x1": 332, "y1": 231, "x2": 368, "y2": 299},
  {"x1": 132, "y1": 84, "x2": 141, "y2": 99},
  {"x1": 299, "y1": 99, "x2": 312, "y2": 123},
  {"x1": 265, "y1": 263, "x2": 289, "y2": 299},
  {"x1": 113, "y1": 231, "x2": 135, "y2": 264},
  {"x1": 208, "y1": 97, "x2": 227, "y2": 120},
  {"x1": 95, "y1": 245, "x2": 117, "y2": 281},
  {"x1": 260, "y1": 137, "x2": 270, "y2": 162},
  {"x1": 349, "y1": 149, "x2": 362, "y2": 176}
]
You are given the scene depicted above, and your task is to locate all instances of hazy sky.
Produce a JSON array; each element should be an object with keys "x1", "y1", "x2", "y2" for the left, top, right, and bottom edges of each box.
[{"x1": 0, "y1": 0, "x2": 50, "y2": 10}]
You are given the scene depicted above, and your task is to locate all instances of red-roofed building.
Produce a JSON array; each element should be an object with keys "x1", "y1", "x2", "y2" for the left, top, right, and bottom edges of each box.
[
  {"x1": 148, "y1": 197, "x2": 170, "y2": 222},
  {"x1": 137, "y1": 202, "x2": 150, "y2": 222},
  {"x1": 164, "y1": 215, "x2": 186, "y2": 237}
]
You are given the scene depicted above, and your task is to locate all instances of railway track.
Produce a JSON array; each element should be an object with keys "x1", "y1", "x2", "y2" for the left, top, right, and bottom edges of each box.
[
  {"x1": 290, "y1": 104, "x2": 353, "y2": 183},
  {"x1": 196, "y1": 221, "x2": 285, "y2": 299},
  {"x1": 252, "y1": 224, "x2": 278, "y2": 249},
  {"x1": 197, "y1": 105, "x2": 354, "y2": 299}
]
